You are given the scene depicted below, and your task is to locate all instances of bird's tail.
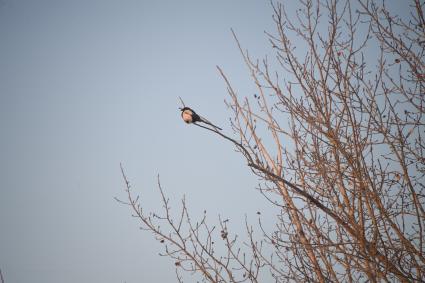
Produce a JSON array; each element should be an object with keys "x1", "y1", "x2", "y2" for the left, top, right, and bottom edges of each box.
[{"x1": 199, "y1": 116, "x2": 222, "y2": 131}]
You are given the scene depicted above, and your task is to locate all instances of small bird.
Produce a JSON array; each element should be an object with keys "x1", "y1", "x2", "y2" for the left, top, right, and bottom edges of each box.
[{"x1": 180, "y1": 107, "x2": 222, "y2": 130}]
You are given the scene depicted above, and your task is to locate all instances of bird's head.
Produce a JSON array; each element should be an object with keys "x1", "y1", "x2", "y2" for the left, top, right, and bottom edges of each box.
[{"x1": 179, "y1": 107, "x2": 191, "y2": 112}]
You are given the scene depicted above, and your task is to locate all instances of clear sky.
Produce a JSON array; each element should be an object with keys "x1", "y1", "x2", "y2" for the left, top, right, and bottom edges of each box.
[
  {"x1": 0, "y1": 0, "x2": 412, "y2": 282},
  {"x1": 0, "y1": 0, "x2": 278, "y2": 282}
]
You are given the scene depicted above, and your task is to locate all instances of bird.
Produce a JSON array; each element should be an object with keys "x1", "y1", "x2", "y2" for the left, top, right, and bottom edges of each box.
[{"x1": 180, "y1": 106, "x2": 222, "y2": 130}]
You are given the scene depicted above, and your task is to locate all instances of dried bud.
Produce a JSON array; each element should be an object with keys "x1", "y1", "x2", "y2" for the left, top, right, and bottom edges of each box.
[
  {"x1": 395, "y1": 173, "x2": 401, "y2": 181},
  {"x1": 221, "y1": 230, "x2": 228, "y2": 239}
]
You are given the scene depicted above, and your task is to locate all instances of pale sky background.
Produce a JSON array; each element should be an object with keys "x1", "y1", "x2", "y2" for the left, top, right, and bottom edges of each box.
[
  {"x1": 0, "y1": 1, "x2": 411, "y2": 282},
  {"x1": 0, "y1": 1, "x2": 278, "y2": 282}
]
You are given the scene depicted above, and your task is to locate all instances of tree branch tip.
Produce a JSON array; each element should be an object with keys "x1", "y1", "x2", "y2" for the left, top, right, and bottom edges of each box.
[{"x1": 178, "y1": 96, "x2": 185, "y2": 108}]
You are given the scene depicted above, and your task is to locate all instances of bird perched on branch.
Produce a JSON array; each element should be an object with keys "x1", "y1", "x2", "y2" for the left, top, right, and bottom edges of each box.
[{"x1": 180, "y1": 107, "x2": 222, "y2": 130}]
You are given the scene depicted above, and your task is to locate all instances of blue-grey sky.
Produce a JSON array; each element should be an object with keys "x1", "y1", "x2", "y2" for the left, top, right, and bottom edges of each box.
[{"x1": 0, "y1": 1, "x2": 279, "y2": 282}]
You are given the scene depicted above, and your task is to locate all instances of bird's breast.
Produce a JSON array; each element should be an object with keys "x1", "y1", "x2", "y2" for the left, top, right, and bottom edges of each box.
[{"x1": 182, "y1": 111, "x2": 193, "y2": 123}]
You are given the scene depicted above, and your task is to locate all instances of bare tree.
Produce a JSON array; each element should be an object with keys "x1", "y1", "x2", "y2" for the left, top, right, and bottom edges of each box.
[{"x1": 118, "y1": 0, "x2": 425, "y2": 282}]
